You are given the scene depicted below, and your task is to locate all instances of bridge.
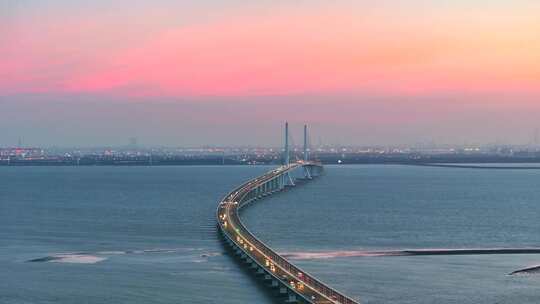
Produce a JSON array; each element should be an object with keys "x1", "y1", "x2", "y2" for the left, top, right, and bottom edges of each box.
[{"x1": 216, "y1": 123, "x2": 359, "y2": 304}]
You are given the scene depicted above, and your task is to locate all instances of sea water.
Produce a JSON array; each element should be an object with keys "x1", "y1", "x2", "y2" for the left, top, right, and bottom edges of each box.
[{"x1": 1, "y1": 165, "x2": 539, "y2": 303}]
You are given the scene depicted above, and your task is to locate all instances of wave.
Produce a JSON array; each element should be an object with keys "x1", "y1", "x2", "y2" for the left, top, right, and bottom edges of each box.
[
  {"x1": 200, "y1": 252, "x2": 222, "y2": 258},
  {"x1": 28, "y1": 254, "x2": 106, "y2": 264},
  {"x1": 95, "y1": 248, "x2": 185, "y2": 255},
  {"x1": 94, "y1": 251, "x2": 127, "y2": 255},
  {"x1": 510, "y1": 265, "x2": 540, "y2": 275},
  {"x1": 281, "y1": 250, "x2": 398, "y2": 259},
  {"x1": 281, "y1": 248, "x2": 540, "y2": 260},
  {"x1": 401, "y1": 248, "x2": 540, "y2": 256},
  {"x1": 27, "y1": 247, "x2": 222, "y2": 264}
]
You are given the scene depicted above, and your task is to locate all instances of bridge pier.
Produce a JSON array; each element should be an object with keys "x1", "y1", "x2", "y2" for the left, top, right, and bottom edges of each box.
[
  {"x1": 304, "y1": 166, "x2": 312, "y2": 179},
  {"x1": 285, "y1": 172, "x2": 295, "y2": 187},
  {"x1": 279, "y1": 174, "x2": 293, "y2": 189},
  {"x1": 286, "y1": 292, "x2": 299, "y2": 303}
]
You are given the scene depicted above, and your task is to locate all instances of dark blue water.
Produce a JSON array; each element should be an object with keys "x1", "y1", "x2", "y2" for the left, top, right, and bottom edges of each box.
[
  {"x1": 2, "y1": 165, "x2": 540, "y2": 303},
  {"x1": 243, "y1": 165, "x2": 540, "y2": 304},
  {"x1": 0, "y1": 166, "x2": 273, "y2": 304}
]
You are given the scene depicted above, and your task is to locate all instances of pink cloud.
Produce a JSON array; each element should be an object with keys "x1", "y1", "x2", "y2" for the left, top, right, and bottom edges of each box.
[{"x1": 2, "y1": 7, "x2": 540, "y2": 98}]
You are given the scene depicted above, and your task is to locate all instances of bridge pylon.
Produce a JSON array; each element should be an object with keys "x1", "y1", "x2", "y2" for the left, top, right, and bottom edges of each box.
[
  {"x1": 303, "y1": 124, "x2": 312, "y2": 179},
  {"x1": 283, "y1": 122, "x2": 295, "y2": 186}
]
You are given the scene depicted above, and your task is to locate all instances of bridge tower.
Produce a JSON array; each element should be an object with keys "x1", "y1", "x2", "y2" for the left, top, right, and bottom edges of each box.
[
  {"x1": 303, "y1": 124, "x2": 312, "y2": 179},
  {"x1": 303, "y1": 124, "x2": 308, "y2": 162},
  {"x1": 284, "y1": 122, "x2": 290, "y2": 166},
  {"x1": 282, "y1": 122, "x2": 295, "y2": 187}
]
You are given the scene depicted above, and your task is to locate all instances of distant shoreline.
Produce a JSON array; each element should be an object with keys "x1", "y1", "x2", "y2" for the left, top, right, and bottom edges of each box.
[
  {"x1": 5, "y1": 150, "x2": 540, "y2": 167},
  {"x1": 3, "y1": 159, "x2": 540, "y2": 168},
  {"x1": 409, "y1": 163, "x2": 540, "y2": 170}
]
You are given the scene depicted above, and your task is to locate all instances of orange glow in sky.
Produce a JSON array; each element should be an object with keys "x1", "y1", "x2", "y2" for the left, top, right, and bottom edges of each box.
[{"x1": 2, "y1": 1, "x2": 540, "y2": 146}]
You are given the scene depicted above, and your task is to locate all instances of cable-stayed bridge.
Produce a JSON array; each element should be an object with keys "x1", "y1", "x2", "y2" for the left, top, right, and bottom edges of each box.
[{"x1": 216, "y1": 123, "x2": 359, "y2": 304}]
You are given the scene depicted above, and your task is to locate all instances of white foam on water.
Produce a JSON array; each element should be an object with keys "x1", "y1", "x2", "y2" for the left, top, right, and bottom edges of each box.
[
  {"x1": 281, "y1": 248, "x2": 540, "y2": 260},
  {"x1": 51, "y1": 254, "x2": 107, "y2": 264},
  {"x1": 200, "y1": 252, "x2": 221, "y2": 258},
  {"x1": 281, "y1": 250, "x2": 392, "y2": 260},
  {"x1": 96, "y1": 251, "x2": 126, "y2": 255},
  {"x1": 28, "y1": 247, "x2": 205, "y2": 265},
  {"x1": 94, "y1": 248, "x2": 185, "y2": 255},
  {"x1": 142, "y1": 248, "x2": 181, "y2": 254}
]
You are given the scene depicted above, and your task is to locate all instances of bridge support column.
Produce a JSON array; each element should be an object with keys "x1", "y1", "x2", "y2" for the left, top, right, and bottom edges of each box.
[
  {"x1": 304, "y1": 166, "x2": 312, "y2": 179},
  {"x1": 285, "y1": 172, "x2": 295, "y2": 187},
  {"x1": 280, "y1": 175, "x2": 286, "y2": 190},
  {"x1": 287, "y1": 292, "x2": 298, "y2": 303}
]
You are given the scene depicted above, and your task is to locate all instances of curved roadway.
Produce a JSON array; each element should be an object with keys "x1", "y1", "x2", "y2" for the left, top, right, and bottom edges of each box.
[{"x1": 217, "y1": 162, "x2": 359, "y2": 304}]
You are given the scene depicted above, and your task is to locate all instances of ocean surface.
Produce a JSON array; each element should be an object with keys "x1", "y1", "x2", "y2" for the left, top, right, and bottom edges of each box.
[{"x1": 1, "y1": 165, "x2": 540, "y2": 303}]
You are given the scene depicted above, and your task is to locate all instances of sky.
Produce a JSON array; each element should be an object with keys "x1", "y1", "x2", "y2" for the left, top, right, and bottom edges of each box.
[{"x1": 1, "y1": 1, "x2": 539, "y2": 147}]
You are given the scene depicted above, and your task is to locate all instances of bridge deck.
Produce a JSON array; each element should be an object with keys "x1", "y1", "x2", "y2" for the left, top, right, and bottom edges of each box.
[{"x1": 217, "y1": 162, "x2": 359, "y2": 304}]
